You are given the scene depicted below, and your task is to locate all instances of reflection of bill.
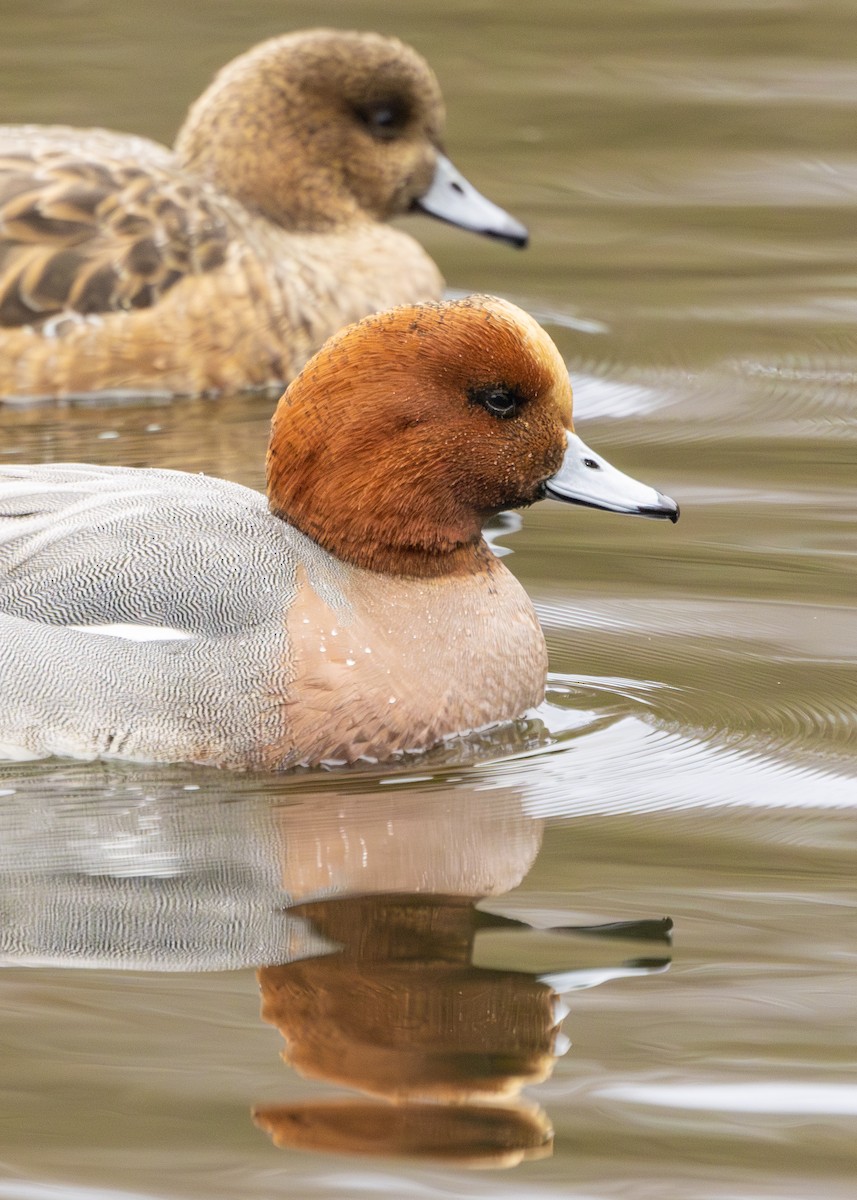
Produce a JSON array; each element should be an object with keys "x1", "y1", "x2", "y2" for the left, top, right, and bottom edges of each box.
[{"x1": 254, "y1": 893, "x2": 671, "y2": 1167}]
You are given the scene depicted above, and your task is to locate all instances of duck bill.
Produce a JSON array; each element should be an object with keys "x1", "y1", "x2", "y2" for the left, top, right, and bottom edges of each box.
[
  {"x1": 413, "y1": 152, "x2": 528, "y2": 248},
  {"x1": 544, "y1": 432, "x2": 680, "y2": 522}
]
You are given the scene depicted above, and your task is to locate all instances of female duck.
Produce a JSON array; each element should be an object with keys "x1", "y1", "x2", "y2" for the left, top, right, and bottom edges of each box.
[
  {"x1": 0, "y1": 296, "x2": 677, "y2": 769},
  {"x1": 0, "y1": 30, "x2": 526, "y2": 402}
]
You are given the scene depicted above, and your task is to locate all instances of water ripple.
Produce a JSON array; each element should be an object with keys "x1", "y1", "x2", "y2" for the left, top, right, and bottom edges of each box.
[{"x1": 537, "y1": 596, "x2": 857, "y2": 776}]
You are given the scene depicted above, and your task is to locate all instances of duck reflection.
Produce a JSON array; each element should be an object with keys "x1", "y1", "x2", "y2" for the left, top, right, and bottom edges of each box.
[
  {"x1": 254, "y1": 890, "x2": 671, "y2": 1166},
  {"x1": 0, "y1": 763, "x2": 670, "y2": 1167},
  {"x1": 256, "y1": 894, "x2": 557, "y2": 1165}
]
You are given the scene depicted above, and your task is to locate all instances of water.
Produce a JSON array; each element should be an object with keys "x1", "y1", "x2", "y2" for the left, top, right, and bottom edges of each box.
[{"x1": 1, "y1": 1, "x2": 856, "y2": 1197}]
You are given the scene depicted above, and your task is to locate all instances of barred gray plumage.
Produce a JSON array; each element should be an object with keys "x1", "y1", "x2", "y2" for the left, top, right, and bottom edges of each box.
[{"x1": 0, "y1": 464, "x2": 348, "y2": 765}]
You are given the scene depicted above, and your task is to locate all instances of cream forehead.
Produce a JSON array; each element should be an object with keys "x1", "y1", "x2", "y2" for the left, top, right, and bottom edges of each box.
[
  {"x1": 302, "y1": 297, "x2": 572, "y2": 408},
  {"x1": 476, "y1": 297, "x2": 571, "y2": 388}
]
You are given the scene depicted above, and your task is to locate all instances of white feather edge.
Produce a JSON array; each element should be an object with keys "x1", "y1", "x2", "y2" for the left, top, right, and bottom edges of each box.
[{"x1": 68, "y1": 623, "x2": 194, "y2": 642}]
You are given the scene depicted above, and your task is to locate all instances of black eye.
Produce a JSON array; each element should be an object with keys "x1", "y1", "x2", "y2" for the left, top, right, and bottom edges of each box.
[
  {"x1": 353, "y1": 100, "x2": 408, "y2": 140},
  {"x1": 583, "y1": 457, "x2": 600, "y2": 469},
  {"x1": 468, "y1": 382, "x2": 528, "y2": 420}
]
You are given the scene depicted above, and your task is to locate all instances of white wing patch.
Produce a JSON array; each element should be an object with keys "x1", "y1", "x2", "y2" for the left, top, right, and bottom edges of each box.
[{"x1": 68, "y1": 623, "x2": 195, "y2": 642}]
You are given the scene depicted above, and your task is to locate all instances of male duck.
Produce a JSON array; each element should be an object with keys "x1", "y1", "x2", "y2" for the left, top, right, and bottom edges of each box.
[
  {"x1": 0, "y1": 30, "x2": 526, "y2": 402},
  {"x1": 0, "y1": 296, "x2": 678, "y2": 768}
]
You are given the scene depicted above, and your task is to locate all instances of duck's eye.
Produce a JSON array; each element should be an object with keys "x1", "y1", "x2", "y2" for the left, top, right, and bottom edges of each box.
[
  {"x1": 468, "y1": 382, "x2": 527, "y2": 420},
  {"x1": 353, "y1": 100, "x2": 409, "y2": 140}
]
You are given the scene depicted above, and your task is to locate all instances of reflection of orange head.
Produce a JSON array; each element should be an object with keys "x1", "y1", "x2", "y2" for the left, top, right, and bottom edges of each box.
[
  {"x1": 258, "y1": 894, "x2": 563, "y2": 1102},
  {"x1": 253, "y1": 1098, "x2": 553, "y2": 1168},
  {"x1": 260, "y1": 958, "x2": 559, "y2": 1100}
]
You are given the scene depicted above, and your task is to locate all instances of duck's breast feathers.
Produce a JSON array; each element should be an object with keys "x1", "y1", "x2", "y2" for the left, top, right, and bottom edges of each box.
[
  {"x1": 0, "y1": 128, "x2": 233, "y2": 329},
  {"x1": 0, "y1": 464, "x2": 342, "y2": 635}
]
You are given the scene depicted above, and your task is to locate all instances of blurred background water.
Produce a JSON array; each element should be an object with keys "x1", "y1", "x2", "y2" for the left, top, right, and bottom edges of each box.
[{"x1": 1, "y1": 1, "x2": 856, "y2": 1197}]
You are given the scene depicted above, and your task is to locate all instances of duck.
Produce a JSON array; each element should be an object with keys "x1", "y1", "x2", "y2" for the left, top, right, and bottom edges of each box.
[
  {"x1": 0, "y1": 29, "x2": 527, "y2": 403},
  {"x1": 0, "y1": 296, "x2": 678, "y2": 769}
]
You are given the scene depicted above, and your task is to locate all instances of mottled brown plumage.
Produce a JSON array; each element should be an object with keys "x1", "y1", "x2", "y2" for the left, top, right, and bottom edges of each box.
[
  {"x1": 0, "y1": 144, "x2": 229, "y2": 328},
  {"x1": 0, "y1": 30, "x2": 523, "y2": 402}
]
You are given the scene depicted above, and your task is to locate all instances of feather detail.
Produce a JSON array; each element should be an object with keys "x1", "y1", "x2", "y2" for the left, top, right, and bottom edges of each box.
[{"x1": 0, "y1": 149, "x2": 230, "y2": 326}]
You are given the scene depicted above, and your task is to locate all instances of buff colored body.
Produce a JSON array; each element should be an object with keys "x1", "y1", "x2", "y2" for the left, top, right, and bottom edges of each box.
[
  {"x1": 0, "y1": 31, "x2": 524, "y2": 401},
  {"x1": 0, "y1": 297, "x2": 677, "y2": 769}
]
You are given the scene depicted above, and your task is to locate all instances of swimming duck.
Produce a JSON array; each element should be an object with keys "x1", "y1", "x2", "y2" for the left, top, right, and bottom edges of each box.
[
  {"x1": 0, "y1": 30, "x2": 527, "y2": 402},
  {"x1": 0, "y1": 296, "x2": 678, "y2": 769}
]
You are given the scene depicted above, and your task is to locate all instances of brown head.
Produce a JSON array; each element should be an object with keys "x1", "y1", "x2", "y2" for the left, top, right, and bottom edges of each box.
[
  {"x1": 175, "y1": 29, "x2": 445, "y2": 230},
  {"x1": 266, "y1": 295, "x2": 574, "y2": 577}
]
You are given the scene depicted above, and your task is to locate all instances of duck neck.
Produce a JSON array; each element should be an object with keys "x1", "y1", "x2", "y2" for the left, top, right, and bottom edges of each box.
[
  {"x1": 339, "y1": 535, "x2": 498, "y2": 579},
  {"x1": 267, "y1": 421, "x2": 496, "y2": 578},
  {"x1": 274, "y1": 498, "x2": 497, "y2": 579}
]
